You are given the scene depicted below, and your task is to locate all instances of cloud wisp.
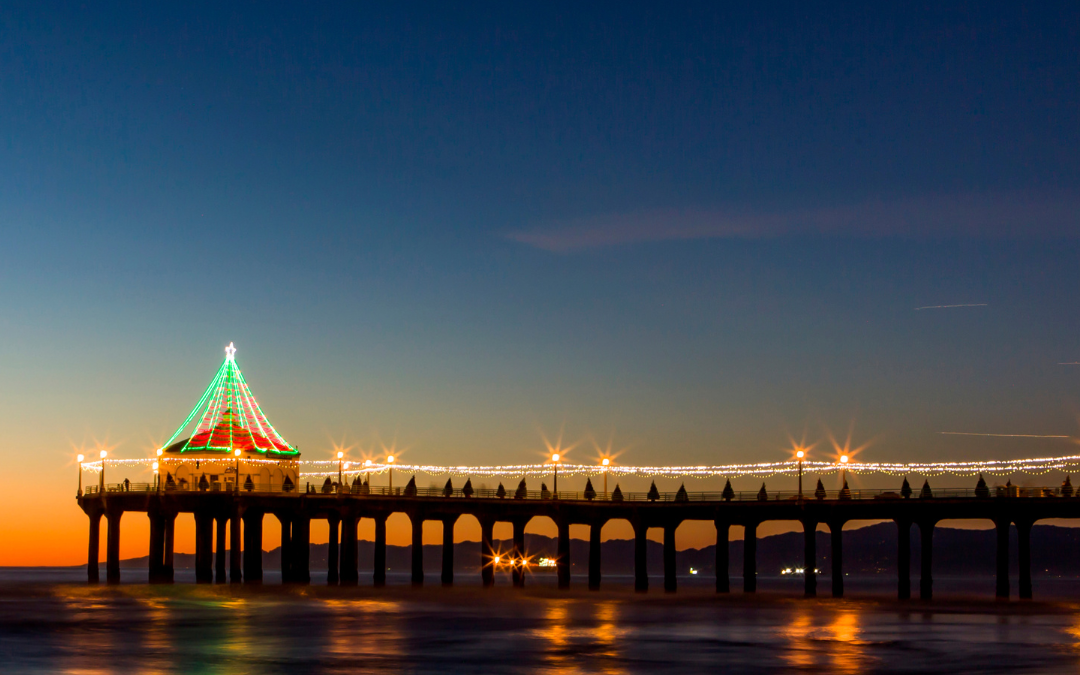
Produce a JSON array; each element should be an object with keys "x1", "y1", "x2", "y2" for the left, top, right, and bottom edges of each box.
[
  {"x1": 939, "y1": 432, "x2": 1071, "y2": 439},
  {"x1": 506, "y1": 193, "x2": 1080, "y2": 253},
  {"x1": 915, "y1": 304, "x2": 988, "y2": 310}
]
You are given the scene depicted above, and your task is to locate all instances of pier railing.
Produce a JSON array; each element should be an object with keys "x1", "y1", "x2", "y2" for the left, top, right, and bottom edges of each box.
[{"x1": 81, "y1": 483, "x2": 1068, "y2": 501}]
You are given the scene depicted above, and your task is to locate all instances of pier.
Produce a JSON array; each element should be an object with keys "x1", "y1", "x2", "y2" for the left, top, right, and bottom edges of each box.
[
  {"x1": 78, "y1": 480, "x2": 1064, "y2": 600},
  {"x1": 74, "y1": 343, "x2": 1072, "y2": 601}
]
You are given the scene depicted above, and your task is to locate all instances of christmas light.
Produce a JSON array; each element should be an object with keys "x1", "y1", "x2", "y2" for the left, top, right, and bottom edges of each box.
[
  {"x1": 77, "y1": 453, "x2": 1080, "y2": 480},
  {"x1": 156, "y1": 344, "x2": 298, "y2": 458}
]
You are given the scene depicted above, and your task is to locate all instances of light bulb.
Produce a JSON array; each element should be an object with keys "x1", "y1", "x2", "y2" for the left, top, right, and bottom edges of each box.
[
  {"x1": 100, "y1": 450, "x2": 108, "y2": 459},
  {"x1": 551, "y1": 453, "x2": 560, "y2": 462},
  {"x1": 77, "y1": 454, "x2": 84, "y2": 463}
]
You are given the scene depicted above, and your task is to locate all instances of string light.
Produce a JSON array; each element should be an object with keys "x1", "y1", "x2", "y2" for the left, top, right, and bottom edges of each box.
[
  {"x1": 78, "y1": 454, "x2": 1080, "y2": 479},
  {"x1": 156, "y1": 343, "x2": 298, "y2": 458}
]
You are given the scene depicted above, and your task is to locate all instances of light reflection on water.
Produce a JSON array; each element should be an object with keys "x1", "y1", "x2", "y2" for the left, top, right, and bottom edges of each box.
[{"x1": 5, "y1": 580, "x2": 1080, "y2": 674}]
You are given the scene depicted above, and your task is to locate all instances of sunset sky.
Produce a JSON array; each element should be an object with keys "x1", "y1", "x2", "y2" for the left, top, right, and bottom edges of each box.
[{"x1": 2, "y1": 2, "x2": 1079, "y2": 565}]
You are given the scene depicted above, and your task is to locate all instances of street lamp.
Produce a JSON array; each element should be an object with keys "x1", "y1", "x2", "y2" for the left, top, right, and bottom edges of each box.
[
  {"x1": 234, "y1": 449, "x2": 242, "y2": 492},
  {"x1": 99, "y1": 450, "x2": 107, "y2": 491},
  {"x1": 77, "y1": 454, "x2": 84, "y2": 496},
  {"x1": 796, "y1": 449, "x2": 805, "y2": 500},
  {"x1": 153, "y1": 461, "x2": 159, "y2": 490},
  {"x1": 840, "y1": 454, "x2": 849, "y2": 487},
  {"x1": 601, "y1": 458, "x2": 611, "y2": 498},
  {"x1": 551, "y1": 453, "x2": 560, "y2": 496},
  {"x1": 337, "y1": 451, "x2": 344, "y2": 490},
  {"x1": 387, "y1": 455, "x2": 395, "y2": 493}
]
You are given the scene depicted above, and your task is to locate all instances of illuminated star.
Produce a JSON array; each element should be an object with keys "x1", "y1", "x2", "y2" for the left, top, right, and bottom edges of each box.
[{"x1": 225, "y1": 342, "x2": 237, "y2": 360}]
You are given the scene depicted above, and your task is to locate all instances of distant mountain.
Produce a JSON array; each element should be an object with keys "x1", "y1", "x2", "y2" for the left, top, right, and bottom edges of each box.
[{"x1": 119, "y1": 523, "x2": 1080, "y2": 577}]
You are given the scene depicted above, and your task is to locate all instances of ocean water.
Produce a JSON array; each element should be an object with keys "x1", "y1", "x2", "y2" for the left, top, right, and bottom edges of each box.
[{"x1": 3, "y1": 570, "x2": 1080, "y2": 674}]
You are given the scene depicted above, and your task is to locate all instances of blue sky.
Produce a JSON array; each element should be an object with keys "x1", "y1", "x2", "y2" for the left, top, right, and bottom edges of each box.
[{"x1": 2, "y1": 1, "x2": 1079, "y2": 512}]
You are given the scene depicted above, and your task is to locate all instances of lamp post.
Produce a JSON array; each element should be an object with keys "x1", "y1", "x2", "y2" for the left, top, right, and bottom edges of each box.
[
  {"x1": 234, "y1": 449, "x2": 242, "y2": 492},
  {"x1": 77, "y1": 454, "x2": 84, "y2": 496},
  {"x1": 337, "y1": 451, "x2": 344, "y2": 490},
  {"x1": 99, "y1": 450, "x2": 107, "y2": 492},
  {"x1": 796, "y1": 450, "x2": 805, "y2": 500},
  {"x1": 551, "y1": 453, "x2": 560, "y2": 496},
  {"x1": 601, "y1": 458, "x2": 610, "y2": 498},
  {"x1": 840, "y1": 454, "x2": 849, "y2": 487},
  {"x1": 387, "y1": 455, "x2": 395, "y2": 493},
  {"x1": 156, "y1": 448, "x2": 164, "y2": 493},
  {"x1": 153, "y1": 461, "x2": 159, "y2": 490}
]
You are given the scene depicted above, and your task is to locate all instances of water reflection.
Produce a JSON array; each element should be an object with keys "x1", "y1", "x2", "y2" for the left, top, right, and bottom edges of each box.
[
  {"x1": 594, "y1": 601, "x2": 628, "y2": 675},
  {"x1": 5, "y1": 582, "x2": 1080, "y2": 674},
  {"x1": 779, "y1": 608, "x2": 815, "y2": 669},
  {"x1": 826, "y1": 610, "x2": 867, "y2": 674},
  {"x1": 778, "y1": 607, "x2": 867, "y2": 673}
]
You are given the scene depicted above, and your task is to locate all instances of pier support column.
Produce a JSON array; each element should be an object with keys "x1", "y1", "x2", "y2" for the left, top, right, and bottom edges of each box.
[
  {"x1": 87, "y1": 510, "x2": 101, "y2": 584},
  {"x1": 634, "y1": 521, "x2": 648, "y2": 593},
  {"x1": 215, "y1": 515, "x2": 227, "y2": 584},
  {"x1": 557, "y1": 520, "x2": 571, "y2": 589},
  {"x1": 327, "y1": 514, "x2": 340, "y2": 585},
  {"x1": 995, "y1": 519, "x2": 1010, "y2": 600},
  {"x1": 830, "y1": 521, "x2": 844, "y2": 599},
  {"x1": 148, "y1": 512, "x2": 165, "y2": 584},
  {"x1": 163, "y1": 512, "x2": 175, "y2": 583},
  {"x1": 229, "y1": 508, "x2": 242, "y2": 584},
  {"x1": 512, "y1": 519, "x2": 526, "y2": 588},
  {"x1": 195, "y1": 512, "x2": 213, "y2": 584},
  {"x1": 441, "y1": 516, "x2": 457, "y2": 586},
  {"x1": 340, "y1": 515, "x2": 358, "y2": 586},
  {"x1": 803, "y1": 519, "x2": 817, "y2": 598},
  {"x1": 373, "y1": 514, "x2": 387, "y2": 587},
  {"x1": 715, "y1": 520, "x2": 729, "y2": 593},
  {"x1": 243, "y1": 511, "x2": 263, "y2": 583},
  {"x1": 663, "y1": 524, "x2": 677, "y2": 593},
  {"x1": 588, "y1": 521, "x2": 602, "y2": 591},
  {"x1": 279, "y1": 514, "x2": 293, "y2": 583},
  {"x1": 1017, "y1": 519, "x2": 1033, "y2": 600},
  {"x1": 919, "y1": 520, "x2": 934, "y2": 600},
  {"x1": 743, "y1": 522, "x2": 758, "y2": 593},
  {"x1": 410, "y1": 512, "x2": 424, "y2": 587},
  {"x1": 292, "y1": 515, "x2": 311, "y2": 584},
  {"x1": 896, "y1": 519, "x2": 911, "y2": 600},
  {"x1": 106, "y1": 510, "x2": 122, "y2": 585},
  {"x1": 480, "y1": 518, "x2": 495, "y2": 587}
]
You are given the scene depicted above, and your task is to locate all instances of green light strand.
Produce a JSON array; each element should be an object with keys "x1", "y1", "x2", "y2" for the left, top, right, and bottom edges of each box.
[
  {"x1": 235, "y1": 367, "x2": 297, "y2": 454},
  {"x1": 158, "y1": 358, "x2": 227, "y2": 451}
]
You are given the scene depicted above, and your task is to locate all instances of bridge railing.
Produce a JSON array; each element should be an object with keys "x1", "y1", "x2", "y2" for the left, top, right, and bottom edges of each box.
[{"x1": 82, "y1": 483, "x2": 1069, "y2": 501}]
